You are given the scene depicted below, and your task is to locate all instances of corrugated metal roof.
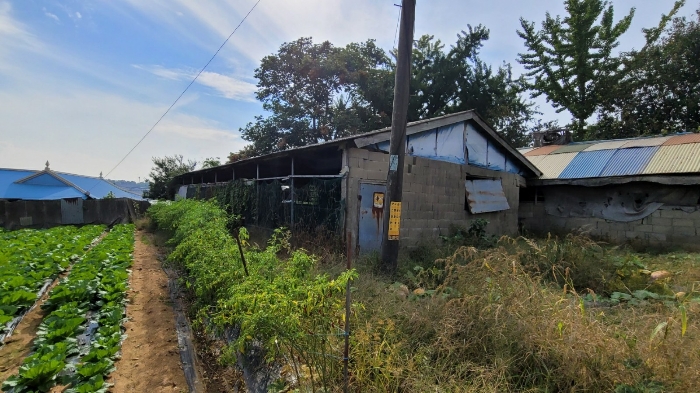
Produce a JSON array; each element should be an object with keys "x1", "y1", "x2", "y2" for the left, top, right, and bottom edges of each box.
[
  {"x1": 551, "y1": 143, "x2": 594, "y2": 154},
  {"x1": 662, "y1": 133, "x2": 700, "y2": 146},
  {"x1": 643, "y1": 144, "x2": 700, "y2": 174},
  {"x1": 620, "y1": 136, "x2": 671, "y2": 148},
  {"x1": 533, "y1": 152, "x2": 578, "y2": 179},
  {"x1": 524, "y1": 145, "x2": 562, "y2": 156},
  {"x1": 518, "y1": 147, "x2": 535, "y2": 155},
  {"x1": 465, "y1": 179, "x2": 510, "y2": 214},
  {"x1": 0, "y1": 168, "x2": 142, "y2": 200},
  {"x1": 583, "y1": 140, "x2": 628, "y2": 151},
  {"x1": 599, "y1": 147, "x2": 659, "y2": 177},
  {"x1": 559, "y1": 150, "x2": 617, "y2": 179}
]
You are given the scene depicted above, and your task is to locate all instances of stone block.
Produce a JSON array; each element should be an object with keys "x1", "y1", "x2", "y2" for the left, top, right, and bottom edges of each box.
[
  {"x1": 673, "y1": 218, "x2": 694, "y2": 227},
  {"x1": 651, "y1": 210, "x2": 662, "y2": 218},
  {"x1": 646, "y1": 233, "x2": 667, "y2": 242},
  {"x1": 626, "y1": 231, "x2": 642, "y2": 239},
  {"x1": 673, "y1": 226, "x2": 696, "y2": 236},
  {"x1": 634, "y1": 224, "x2": 654, "y2": 233},
  {"x1": 652, "y1": 225, "x2": 673, "y2": 234},
  {"x1": 650, "y1": 217, "x2": 672, "y2": 226},
  {"x1": 660, "y1": 209, "x2": 687, "y2": 219}
]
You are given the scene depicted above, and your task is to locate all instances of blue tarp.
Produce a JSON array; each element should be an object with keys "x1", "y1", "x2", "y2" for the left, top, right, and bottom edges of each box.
[{"x1": 466, "y1": 123, "x2": 489, "y2": 167}]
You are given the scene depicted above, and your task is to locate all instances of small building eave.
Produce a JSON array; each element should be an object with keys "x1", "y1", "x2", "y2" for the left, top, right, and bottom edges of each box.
[{"x1": 529, "y1": 173, "x2": 700, "y2": 187}]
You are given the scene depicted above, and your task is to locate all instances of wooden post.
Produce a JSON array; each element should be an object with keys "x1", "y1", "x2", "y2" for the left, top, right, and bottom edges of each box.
[
  {"x1": 380, "y1": 0, "x2": 415, "y2": 274},
  {"x1": 256, "y1": 164, "x2": 260, "y2": 226},
  {"x1": 343, "y1": 231, "x2": 352, "y2": 393},
  {"x1": 232, "y1": 168, "x2": 236, "y2": 181}
]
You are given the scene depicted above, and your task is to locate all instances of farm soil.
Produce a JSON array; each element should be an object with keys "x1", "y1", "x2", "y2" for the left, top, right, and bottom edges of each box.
[
  {"x1": 108, "y1": 231, "x2": 187, "y2": 393},
  {"x1": 0, "y1": 283, "x2": 55, "y2": 382}
]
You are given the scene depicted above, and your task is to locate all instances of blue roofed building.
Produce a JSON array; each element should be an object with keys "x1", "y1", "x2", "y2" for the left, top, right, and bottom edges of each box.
[{"x1": 0, "y1": 162, "x2": 142, "y2": 201}]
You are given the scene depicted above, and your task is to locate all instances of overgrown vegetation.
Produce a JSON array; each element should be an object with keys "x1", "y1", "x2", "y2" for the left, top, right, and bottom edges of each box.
[
  {"x1": 350, "y1": 233, "x2": 700, "y2": 392},
  {"x1": 148, "y1": 199, "x2": 355, "y2": 391}
]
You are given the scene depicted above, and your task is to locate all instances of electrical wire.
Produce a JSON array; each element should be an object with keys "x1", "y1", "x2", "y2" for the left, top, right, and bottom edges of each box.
[
  {"x1": 92, "y1": 0, "x2": 263, "y2": 189},
  {"x1": 393, "y1": 3, "x2": 402, "y2": 49}
]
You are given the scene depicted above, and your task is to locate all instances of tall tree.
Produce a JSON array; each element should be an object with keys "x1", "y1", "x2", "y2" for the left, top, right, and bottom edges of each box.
[
  {"x1": 147, "y1": 155, "x2": 197, "y2": 200},
  {"x1": 517, "y1": 0, "x2": 635, "y2": 138},
  {"x1": 592, "y1": 1, "x2": 696, "y2": 139}
]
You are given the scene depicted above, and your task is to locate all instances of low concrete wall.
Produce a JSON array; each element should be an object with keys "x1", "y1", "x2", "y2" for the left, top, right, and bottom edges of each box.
[
  {"x1": 520, "y1": 202, "x2": 700, "y2": 251},
  {"x1": 345, "y1": 148, "x2": 525, "y2": 248},
  {"x1": 0, "y1": 198, "x2": 150, "y2": 230}
]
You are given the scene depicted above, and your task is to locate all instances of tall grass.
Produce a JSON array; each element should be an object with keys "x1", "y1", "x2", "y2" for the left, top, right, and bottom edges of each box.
[{"x1": 349, "y1": 235, "x2": 700, "y2": 392}]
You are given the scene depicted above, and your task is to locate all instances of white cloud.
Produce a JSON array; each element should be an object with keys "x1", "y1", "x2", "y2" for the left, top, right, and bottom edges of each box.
[
  {"x1": 0, "y1": 87, "x2": 245, "y2": 180},
  {"x1": 75, "y1": 12, "x2": 82, "y2": 19},
  {"x1": 196, "y1": 71, "x2": 257, "y2": 101},
  {"x1": 44, "y1": 11, "x2": 60, "y2": 22},
  {"x1": 133, "y1": 64, "x2": 257, "y2": 101}
]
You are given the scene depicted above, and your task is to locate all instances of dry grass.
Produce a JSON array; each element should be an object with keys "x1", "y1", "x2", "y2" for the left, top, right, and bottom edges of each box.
[{"x1": 347, "y1": 235, "x2": 700, "y2": 392}]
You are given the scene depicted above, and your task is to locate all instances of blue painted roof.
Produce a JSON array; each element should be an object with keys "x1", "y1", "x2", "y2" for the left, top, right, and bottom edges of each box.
[
  {"x1": 559, "y1": 150, "x2": 617, "y2": 179},
  {"x1": 599, "y1": 146, "x2": 659, "y2": 177},
  {"x1": 0, "y1": 168, "x2": 142, "y2": 200}
]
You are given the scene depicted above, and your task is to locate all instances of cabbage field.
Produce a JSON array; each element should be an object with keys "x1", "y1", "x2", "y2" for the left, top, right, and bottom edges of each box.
[{"x1": 0, "y1": 224, "x2": 135, "y2": 393}]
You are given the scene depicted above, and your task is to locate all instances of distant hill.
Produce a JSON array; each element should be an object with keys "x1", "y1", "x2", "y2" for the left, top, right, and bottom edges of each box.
[{"x1": 110, "y1": 180, "x2": 149, "y2": 195}]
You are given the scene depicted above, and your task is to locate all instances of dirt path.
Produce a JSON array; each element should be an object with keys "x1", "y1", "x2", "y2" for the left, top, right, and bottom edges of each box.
[
  {"x1": 0, "y1": 286, "x2": 53, "y2": 381},
  {"x1": 109, "y1": 231, "x2": 187, "y2": 393}
]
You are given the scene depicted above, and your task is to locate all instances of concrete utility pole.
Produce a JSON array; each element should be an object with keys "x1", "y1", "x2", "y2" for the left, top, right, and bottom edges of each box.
[{"x1": 380, "y1": 0, "x2": 415, "y2": 274}]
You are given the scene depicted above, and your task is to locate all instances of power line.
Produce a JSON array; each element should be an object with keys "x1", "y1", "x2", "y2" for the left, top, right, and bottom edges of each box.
[
  {"x1": 96, "y1": 0, "x2": 263, "y2": 186},
  {"x1": 393, "y1": 3, "x2": 402, "y2": 49}
]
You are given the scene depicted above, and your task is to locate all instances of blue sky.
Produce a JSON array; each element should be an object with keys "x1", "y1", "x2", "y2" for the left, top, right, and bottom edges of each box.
[{"x1": 0, "y1": 0, "x2": 693, "y2": 180}]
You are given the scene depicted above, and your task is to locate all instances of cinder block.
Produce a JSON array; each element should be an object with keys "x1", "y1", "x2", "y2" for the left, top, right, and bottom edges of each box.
[
  {"x1": 651, "y1": 210, "x2": 662, "y2": 218},
  {"x1": 673, "y1": 218, "x2": 694, "y2": 227},
  {"x1": 673, "y1": 226, "x2": 696, "y2": 236},
  {"x1": 650, "y1": 217, "x2": 672, "y2": 226},
  {"x1": 646, "y1": 233, "x2": 667, "y2": 242},
  {"x1": 660, "y1": 209, "x2": 687, "y2": 219},
  {"x1": 652, "y1": 225, "x2": 673, "y2": 234},
  {"x1": 634, "y1": 224, "x2": 654, "y2": 233},
  {"x1": 626, "y1": 231, "x2": 642, "y2": 239}
]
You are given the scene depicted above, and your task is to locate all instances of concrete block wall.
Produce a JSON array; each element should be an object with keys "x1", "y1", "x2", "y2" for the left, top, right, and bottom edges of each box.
[
  {"x1": 519, "y1": 202, "x2": 700, "y2": 251},
  {"x1": 345, "y1": 148, "x2": 523, "y2": 248}
]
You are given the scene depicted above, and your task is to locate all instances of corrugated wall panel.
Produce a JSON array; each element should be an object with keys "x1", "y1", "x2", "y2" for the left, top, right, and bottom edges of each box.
[
  {"x1": 662, "y1": 133, "x2": 700, "y2": 146},
  {"x1": 559, "y1": 150, "x2": 617, "y2": 178},
  {"x1": 465, "y1": 179, "x2": 510, "y2": 214},
  {"x1": 524, "y1": 145, "x2": 561, "y2": 156},
  {"x1": 599, "y1": 146, "x2": 659, "y2": 177},
  {"x1": 583, "y1": 140, "x2": 628, "y2": 151},
  {"x1": 643, "y1": 144, "x2": 700, "y2": 174},
  {"x1": 620, "y1": 136, "x2": 670, "y2": 148},
  {"x1": 533, "y1": 152, "x2": 578, "y2": 179}
]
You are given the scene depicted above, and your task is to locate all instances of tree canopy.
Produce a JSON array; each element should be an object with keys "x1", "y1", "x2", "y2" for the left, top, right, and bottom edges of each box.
[
  {"x1": 517, "y1": 0, "x2": 635, "y2": 139},
  {"x1": 147, "y1": 155, "x2": 197, "y2": 200}
]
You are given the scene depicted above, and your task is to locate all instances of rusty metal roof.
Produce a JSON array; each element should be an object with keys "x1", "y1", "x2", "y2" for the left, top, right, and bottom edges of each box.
[
  {"x1": 643, "y1": 144, "x2": 700, "y2": 174},
  {"x1": 662, "y1": 133, "x2": 700, "y2": 146},
  {"x1": 524, "y1": 145, "x2": 562, "y2": 156},
  {"x1": 465, "y1": 179, "x2": 510, "y2": 214},
  {"x1": 521, "y1": 133, "x2": 700, "y2": 180}
]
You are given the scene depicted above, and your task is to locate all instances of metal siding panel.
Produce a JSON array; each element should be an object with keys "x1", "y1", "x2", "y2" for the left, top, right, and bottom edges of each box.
[
  {"x1": 583, "y1": 140, "x2": 628, "y2": 151},
  {"x1": 599, "y1": 147, "x2": 659, "y2": 177},
  {"x1": 532, "y1": 152, "x2": 578, "y2": 179},
  {"x1": 662, "y1": 133, "x2": 700, "y2": 146},
  {"x1": 435, "y1": 122, "x2": 466, "y2": 164},
  {"x1": 465, "y1": 179, "x2": 510, "y2": 214},
  {"x1": 620, "y1": 136, "x2": 671, "y2": 148},
  {"x1": 559, "y1": 150, "x2": 617, "y2": 178},
  {"x1": 358, "y1": 183, "x2": 386, "y2": 254},
  {"x1": 643, "y1": 144, "x2": 700, "y2": 174},
  {"x1": 552, "y1": 143, "x2": 595, "y2": 154},
  {"x1": 524, "y1": 145, "x2": 561, "y2": 156},
  {"x1": 407, "y1": 129, "x2": 437, "y2": 158},
  {"x1": 61, "y1": 198, "x2": 84, "y2": 224},
  {"x1": 466, "y1": 123, "x2": 488, "y2": 167}
]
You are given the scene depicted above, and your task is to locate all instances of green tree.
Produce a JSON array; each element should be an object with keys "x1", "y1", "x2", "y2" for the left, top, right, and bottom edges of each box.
[
  {"x1": 201, "y1": 157, "x2": 221, "y2": 168},
  {"x1": 592, "y1": 1, "x2": 696, "y2": 139},
  {"x1": 517, "y1": 0, "x2": 635, "y2": 138},
  {"x1": 147, "y1": 155, "x2": 197, "y2": 200}
]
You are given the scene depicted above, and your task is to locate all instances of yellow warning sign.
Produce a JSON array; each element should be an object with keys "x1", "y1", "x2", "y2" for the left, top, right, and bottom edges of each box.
[
  {"x1": 373, "y1": 192, "x2": 384, "y2": 209},
  {"x1": 388, "y1": 201, "x2": 401, "y2": 240}
]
